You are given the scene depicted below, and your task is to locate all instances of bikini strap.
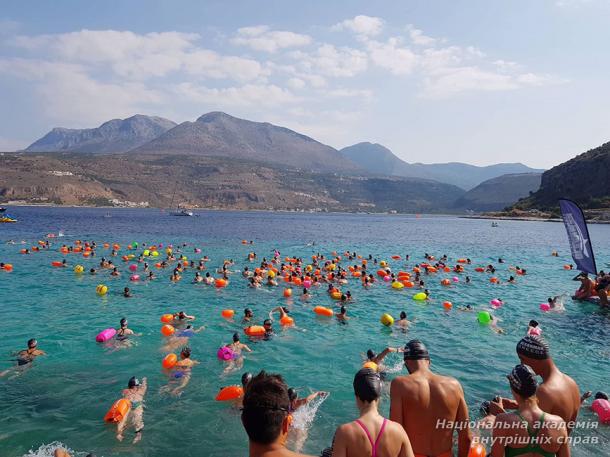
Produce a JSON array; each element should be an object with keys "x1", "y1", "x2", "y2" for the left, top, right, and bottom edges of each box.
[{"x1": 355, "y1": 418, "x2": 387, "y2": 457}]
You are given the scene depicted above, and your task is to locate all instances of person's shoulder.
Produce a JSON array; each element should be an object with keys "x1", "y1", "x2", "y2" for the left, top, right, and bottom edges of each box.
[{"x1": 386, "y1": 418, "x2": 409, "y2": 438}]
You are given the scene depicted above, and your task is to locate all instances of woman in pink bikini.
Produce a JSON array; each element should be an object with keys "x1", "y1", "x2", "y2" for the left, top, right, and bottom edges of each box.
[{"x1": 331, "y1": 368, "x2": 414, "y2": 457}]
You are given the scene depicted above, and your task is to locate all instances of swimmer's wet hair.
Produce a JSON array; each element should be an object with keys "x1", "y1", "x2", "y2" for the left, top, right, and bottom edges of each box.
[
  {"x1": 353, "y1": 368, "x2": 381, "y2": 402},
  {"x1": 241, "y1": 370, "x2": 290, "y2": 445}
]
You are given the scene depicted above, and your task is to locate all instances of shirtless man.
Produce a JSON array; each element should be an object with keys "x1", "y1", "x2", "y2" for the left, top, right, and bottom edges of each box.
[
  {"x1": 224, "y1": 333, "x2": 253, "y2": 373},
  {"x1": 490, "y1": 335, "x2": 581, "y2": 434},
  {"x1": 395, "y1": 311, "x2": 411, "y2": 330},
  {"x1": 573, "y1": 272, "x2": 595, "y2": 301},
  {"x1": 390, "y1": 340, "x2": 471, "y2": 457},
  {"x1": 162, "y1": 346, "x2": 199, "y2": 396},
  {"x1": 117, "y1": 376, "x2": 147, "y2": 444},
  {"x1": 1, "y1": 338, "x2": 46, "y2": 377}
]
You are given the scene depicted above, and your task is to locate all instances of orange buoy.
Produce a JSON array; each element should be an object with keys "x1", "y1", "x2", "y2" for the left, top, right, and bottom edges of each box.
[
  {"x1": 103, "y1": 398, "x2": 131, "y2": 423},
  {"x1": 283, "y1": 288, "x2": 293, "y2": 298},
  {"x1": 490, "y1": 277, "x2": 499, "y2": 284},
  {"x1": 2, "y1": 264, "x2": 13, "y2": 272},
  {"x1": 313, "y1": 306, "x2": 333, "y2": 317},
  {"x1": 467, "y1": 443, "x2": 486, "y2": 457},
  {"x1": 362, "y1": 361, "x2": 378, "y2": 371},
  {"x1": 475, "y1": 267, "x2": 484, "y2": 272},
  {"x1": 51, "y1": 261, "x2": 63, "y2": 267},
  {"x1": 244, "y1": 325, "x2": 266, "y2": 337},
  {"x1": 280, "y1": 315, "x2": 294, "y2": 326},
  {"x1": 161, "y1": 324, "x2": 175, "y2": 336},
  {"x1": 330, "y1": 291, "x2": 342, "y2": 300},
  {"x1": 160, "y1": 314, "x2": 174, "y2": 324},
  {"x1": 215, "y1": 278, "x2": 227, "y2": 288},
  {"x1": 376, "y1": 269, "x2": 386, "y2": 277},
  {"x1": 215, "y1": 385, "x2": 244, "y2": 401},
  {"x1": 402, "y1": 281, "x2": 414, "y2": 288},
  {"x1": 441, "y1": 279, "x2": 451, "y2": 286},
  {"x1": 221, "y1": 309, "x2": 235, "y2": 319},
  {"x1": 162, "y1": 353, "x2": 177, "y2": 369},
  {"x1": 391, "y1": 255, "x2": 401, "y2": 260},
  {"x1": 443, "y1": 301, "x2": 453, "y2": 310}
]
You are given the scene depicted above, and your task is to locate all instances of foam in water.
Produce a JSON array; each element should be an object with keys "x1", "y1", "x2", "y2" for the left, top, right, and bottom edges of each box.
[{"x1": 23, "y1": 442, "x2": 86, "y2": 457}]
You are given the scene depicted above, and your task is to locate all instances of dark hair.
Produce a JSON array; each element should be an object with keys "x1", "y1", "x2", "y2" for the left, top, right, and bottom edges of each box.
[
  {"x1": 353, "y1": 368, "x2": 381, "y2": 402},
  {"x1": 366, "y1": 349, "x2": 376, "y2": 360},
  {"x1": 400, "y1": 311, "x2": 407, "y2": 319},
  {"x1": 242, "y1": 372, "x2": 253, "y2": 387},
  {"x1": 181, "y1": 346, "x2": 191, "y2": 358},
  {"x1": 263, "y1": 319, "x2": 272, "y2": 326},
  {"x1": 340, "y1": 305, "x2": 346, "y2": 314},
  {"x1": 241, "y1": 371, "x2": 290, "y2": 445},
  {"x1": 120, "y1": 318, "x2": 127, "y2": 327},
  {"x1": 288, "y1": 387, "x2": 297, "y2": 401},
  {"x1": 245, "y1": 308, "x2": 253, "y2": 316},
  {"x1": 27, "y1": 338, "x2": 37, "y2": 348},
  {"x1": 594, "y1": 391, "x2": 609, "y2": 400},
  {"x1": 529, "y1": 320, "x2": 539, "y2": 328},
  {"x1": 233, "y1": 332, "x2": 240, "y2": 343}
]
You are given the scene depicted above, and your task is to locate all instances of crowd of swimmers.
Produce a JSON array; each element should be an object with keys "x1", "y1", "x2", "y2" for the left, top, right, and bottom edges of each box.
[{"x1": 2, "y1": 240, "x2": 608, "y2": 456}]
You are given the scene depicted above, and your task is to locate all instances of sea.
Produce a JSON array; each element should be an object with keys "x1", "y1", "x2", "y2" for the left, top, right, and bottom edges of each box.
[{"x1": 0, "y1": 207, "x2": 609, "y2": 456}]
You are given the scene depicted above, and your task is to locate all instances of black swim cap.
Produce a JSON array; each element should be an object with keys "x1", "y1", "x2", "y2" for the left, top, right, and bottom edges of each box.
[
  {"x1": 353, "y1": 368, "x2": 381, "y2": 402},
  {"x1": 245, "y1": 308, "x2": 252, "y2": 315},
  {"x1": 128, "y1": 376, "x2": 140, "y2": 388},
  {"x1": 480, "y1": 400, "x2": 491, "y2": 415},
  {"x1": 404, "y1": 339, "x2": 430, "y2": 361},
  {"x1": 242, "y1": 372, "x2": 253, "y2": 387},
  {"x1": 340, "y1": 306, "x2": 346, "y2": 314},
  {"x1": 400, "y1": 311, "x2": 406, "y2": 319},
  {"x1": 233, "y1": 332, "x2": 240, "y2": 342},
  {"x1": 529, "y1": 320, "x2": 539, "y2": 327},
  {"x1": 595, "y1": 391, "x2": 609, "y2": 400},
  {"x1": 507, "y1": 364, "x2": 538, "y2": 398},
  {"x1": 120, "y1": 318, "x2": 127, "y2": 326},
  {"x1": 516, "y1": 335, "x2": 549, "y2": 360},
  {"x1": 288, "y1": 388, "x2": 297, "y2": 401},
  {"x1": 366, "y1": 349, "x2": 376, "y2": 360},
  {"x1": 181, "y1": 346, "x2": 191, "y2": 357},
  {"x1": 27, "y1": 338, "x2": 37, "y2": 348}
]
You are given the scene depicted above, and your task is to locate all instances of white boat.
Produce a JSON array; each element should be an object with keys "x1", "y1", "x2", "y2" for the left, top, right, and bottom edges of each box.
[{"x1": 171, "y1": 209, "x2": 194, "y2": 217}]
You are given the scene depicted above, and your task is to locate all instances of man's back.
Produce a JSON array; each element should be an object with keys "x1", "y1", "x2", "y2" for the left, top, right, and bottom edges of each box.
[
  {"x1": 538, "y1": 370, "x2": 581, "y2": 432},
  {"x1": 391, "y1": 371, "x2": 469, "y2": 456}
]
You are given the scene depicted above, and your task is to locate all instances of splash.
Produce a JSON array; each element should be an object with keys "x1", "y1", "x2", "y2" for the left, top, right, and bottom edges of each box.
[
  {"x1": 22, "y1": 442, "x2": 87, "y2": 457},
  {"x1": 291, "y1": 392, "x2": 329, "y2": 431}
]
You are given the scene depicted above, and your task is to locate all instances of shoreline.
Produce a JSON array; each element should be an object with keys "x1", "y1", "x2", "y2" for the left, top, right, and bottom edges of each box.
[{"x1": 460, "y1": 215, "x2": 610, "y2": 225}]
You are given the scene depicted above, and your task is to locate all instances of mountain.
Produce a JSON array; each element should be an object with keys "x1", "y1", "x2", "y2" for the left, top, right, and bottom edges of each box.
[
  {"x1": 25, "y1": 115, "x2": 177, "y2": 153},
  {"x1": 132, "y1": 111, "x2": 360, "y2": 173},
  {"x1": 0, "y1": 152, "x2": 465, "y2": 212},
  {"x1": 513, "y1": 141, "x2": 610, "y2": 211},
  {"x1": 453, "y1": 173, "x2": 542, "y2": 211},
  {"x1": 340, "y1": 142, "x2": 544, "y2": 190}
]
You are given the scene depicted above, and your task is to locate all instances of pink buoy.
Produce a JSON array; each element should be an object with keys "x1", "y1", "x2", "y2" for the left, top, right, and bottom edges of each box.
[
  {"x1": 383, "y1": 275, "x2": 391, "y2": 282},
  {"x1": 540, "y1": 303, "x2": 551, "y2": 312},
  {"x1": 592, "y1": 398, "x2": 610, "y2": 423},
  {"x1": 217, "y1": 346, "x2": 236, "y2": 361},
  {"x1": 195, "y1": 248, "x2": 201, "y2": 253},
  {"x1": 452, "y1": 276, "x2": 459, "y2": 283},
  {"x1": 528, "y1": 327, "x2": 542, "y2": 336},
  {"x1": 490, "y1": 298, "x2": 502, "y2": 307},
  {"x1": 96, "y1": 328, "x2": 117, "y2": 342},
  {"x1": 130, "y1": 274, "x2": 140, "y2": 281},
  {"x1": 129, "y1": 264, "x2": 137, "y2": 272},
  {"x1": 303, "y1": 280, "x2": 312, "y2": 288}
]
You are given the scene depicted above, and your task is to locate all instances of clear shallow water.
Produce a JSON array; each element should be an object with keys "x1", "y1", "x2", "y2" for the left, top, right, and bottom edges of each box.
[{"x1": 0, "y1": 207, "x2": 609, "y2": 457}]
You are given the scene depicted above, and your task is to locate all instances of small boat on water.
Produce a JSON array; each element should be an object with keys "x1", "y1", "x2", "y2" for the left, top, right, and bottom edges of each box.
[
  {"x1": 491, "y1": 222, "x2": 499, "y2": 227},
  {"x1": 0, "y1": 207, "x2": 17, "y2": 223},
  {"x1": 171, "y1": 209, "x2": 194, "y2": 217}
]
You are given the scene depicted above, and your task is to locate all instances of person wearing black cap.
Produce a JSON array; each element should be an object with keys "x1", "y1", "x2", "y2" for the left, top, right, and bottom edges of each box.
[
  {"x1": 0, "y1": 338, "x2": 46, "y2": 377},
  {"x1": 491, "y1": 364, "x2": 568, "y2": 457},
  {"x1": 491, "y1": 336, "x2": 581, "y2": 434},
  {"x1": 117, "y1": 376, "x2": 147, "y2": 443},
  {"x1": 331, "y1": 368, "x2": 414, "y2": 457},
  {"x1": 389, "y1": 340, "x2": 471, "y2": 457}
]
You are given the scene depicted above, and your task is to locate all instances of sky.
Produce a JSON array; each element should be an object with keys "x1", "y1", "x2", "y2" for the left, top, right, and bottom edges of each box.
[{"x1": 1, "y1": 0, "x2": 610, "y2": 168}]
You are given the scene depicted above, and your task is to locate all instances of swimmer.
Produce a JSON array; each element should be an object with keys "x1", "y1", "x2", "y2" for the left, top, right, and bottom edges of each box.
[
  {"x1": 90, "y1": 268, "x2": 97, "y2": 275},
  {"x1": 465, "y1": 276, "x2": 471, "y2": 284},
  {"x1": 114, "y1": 318, "x2": 141, "y2": 342},
  {"x1": 336, "y1": 305, "x2": 349, "y2": 323},
  {"x1": 490, "y1": 313, "x2": 505, "y2": 334},
  {"x1": 394, "y1": 311, "x2": 412, "y2": 330},
  {"x1": 173, "y1": 311, "x2": 195, "y2": 328},
  {"x1": 117, "y1": 376, "x2": 147, "y2": 444},
  {"x1": 573, "y1": 272, "x2": 595, "y2": 300},
  {"x1": 193, "y1": 272, "x2": 203, "y2": 283},
  {"x1": 527, "y1": 319, "x2": 542, "y2": 336},
  {"x1": 161, "y1": 347, "x2": 199, "y2": 396},
  {"x1": 223, "y1": 333, "x2": 252, "y2": 373},
  {"x1": 204, "y1": 272, "x2": 214, "y2": 285},
  {"x1": 123, "y1": 287, "x2": 132, "y2": 298},
  {"x1": 263, "y1": 319, "x2": 274, "y2": 337},
  {"x1": 269, "y1": 306, "x2": 290, "y2": 324},
  {"x1": 457, "y1": 304, "x2": 473, "y2": 312},
  {"x1": 301, "y1": 288, "x2": 311, "y2": 300},
  {"x1": 0, "y1": 338, "x2": 46, "y2": 377},
  {"x1": 242, "y1": 308, "x2": 254, "y2": 324},
  {"x1": 111, "y1": 267, "x2": 120, "y2": 276},
  {"x1": 329, "y1": 368, "x2": 413, "y2": 457},
  {"x1": 287, "y1": 388, "x2": 329, "y2": 453},
  {"x1": 161, "y1": 324, "x2": 204, "y2": 352},
  {"x1": 365, "y1": 347, "x2": 403, "y2": 377}
]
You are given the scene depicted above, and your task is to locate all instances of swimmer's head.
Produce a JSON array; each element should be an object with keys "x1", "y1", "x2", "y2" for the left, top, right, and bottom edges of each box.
[
  {"x1": 340, "y1": 306, "x2": 346, "y2": 314},
  {"x1": 594, "y1": 392, "x2": 609, "y2": 400},
  {"x1": 404, "y1": 340, "x2": 430, "y2": 373},
  {"x1": 128, "y1": 376, "x2": 141, "y2": 388},
  {"x1": 233, "y1": 332, "x2": 240, "y2": 343},
  {"x1": 400, "y1": 311, "x2": 407, "y2": 319},
  {"x1": 480, "y1": 400, "x2": 491, "y2": 415},
  {"x1": 180, "y1": 346, "x2": 191, "y2": 358},
  {"x1": 353, "y1": 368, "x2": 381, "y2": 403},
  {"x1": 241, "y1": 372, "x2": 253, "y2": 387},
  {"x1": 178, "y1": 311, "x2": 186, "y2": 318},
  {"x1": 245, "y1": 308, "x2": 253, "y2": 317},
  {"x1": 516, "y1": 335, "x2": 550, "y2": 363},
  {"x1": 120, "y1": 318, "x2": 127, "y2": 328},
  {"x1": 528, "y1": 320, "x2": 539, "y2": 328},
  {"x1": 288, "y1": 388, "x2": 297, "y2": 401},
  {"x1": 507, "y1": 364, "x2": 538, "y2": 398},
  {"x1": 366, "y1": 349, "x2": 376, "y2": 360},
  {"x1": 27, "y1": 338, "x2": 37, "y2": 349},
  {"x1": 547, "y1": 298, "x2": 553, "y2": 304},
  {"x1": 263, "y1": 319, "x2": 272, "y2": 329},
  {"x1": 282, "y1": 307, "x2": 288, "y2": 314}
]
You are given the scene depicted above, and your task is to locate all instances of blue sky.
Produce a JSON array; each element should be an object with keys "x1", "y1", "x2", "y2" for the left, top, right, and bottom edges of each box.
[{"x1": 1, "y1": 0, "x2": 610, "y2": 168}]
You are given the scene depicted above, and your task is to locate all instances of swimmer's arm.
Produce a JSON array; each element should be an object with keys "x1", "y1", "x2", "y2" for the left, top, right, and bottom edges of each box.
[
  {"x1": 455, "y1": 384, "x2": 472, "y2": 457},
  {"x1": 194, "y1": 326, "x2": 205, "y2": 333},
  {"x1": 374, "y1": 347, "x2": 396, "y2": 363},
  {"x1": 389, "y1": 380, "x2": 403, "y2": 425},
  {"x1": 243, "y1": 344, "x2": 252, "y2": 352},
  {"x1": 141, "y1": 377, "x2": 148, "y2": 394}
]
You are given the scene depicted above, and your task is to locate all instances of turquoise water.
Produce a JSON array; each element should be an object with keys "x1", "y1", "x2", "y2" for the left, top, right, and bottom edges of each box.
[{"x1": 1, "y1": 207, "x2": 609, "y2": 457}]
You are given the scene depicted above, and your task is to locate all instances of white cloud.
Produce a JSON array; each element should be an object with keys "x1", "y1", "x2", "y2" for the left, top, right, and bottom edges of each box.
[
  {"x1": 232, "y1": 25, "x2": 312, "y2": 53},
  {"x1": 324, "y1": 88, "x2": 374, "y2": 101},
  {"x1": 291, "y1": 44, "x2": 368, "y2": 78},
  {"x1": 406, "y1": 25, "x2": 437, "y2": 46},
  {"x1": 287, "y1": 77, "x2": 306, "y2": 89},
  {"x1": 366, "y1": 37, "x2": 417, "y2": 75},
  {"x1": 333, "y1": 15, "x2": 384, "y2": 37},
  {"x1": 173, "y1": 83, "x2": 301, "y2": 107}
]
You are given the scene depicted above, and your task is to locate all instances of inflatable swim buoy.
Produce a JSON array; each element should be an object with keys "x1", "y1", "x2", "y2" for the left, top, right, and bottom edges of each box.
[
  {"x1": 330, "y1": 291, "x2": 342, "y2": 300},
  {"x1": 280, "y1": 315, "x2": 294, "y2": 326},
  {"x1": 96, "y1": 284, "x2": 108, "y2": 296},
  {"x1": 160, "y1": 314, "x2": 173, "y2": 324},
  {"x1": 478, "y1": 311, "x2": 491, "y2": 324},
  {"x1": 51, "y1": 261, "x2": 63, "y2": 267},
  {"x1": 162, "y1": 353, "x2": 178, "y2": 369},
  {"x1": 413, "y1": 292, "x2": 427, "y2": 301},
  {"x1": 313, "y1": 306, "x2": 333, "y2": 317},
  {"x1": 96, "y1": 328, "x2": 117, "y2": 342},
  {"x1": 443, "y1": 301, "x2": 452, "y2": 310},
  {"x1": 215, "y1": 278, "x2": 227, "y2": 288},
  {"x1": 467, "y1": 443, "x2": 486, "y2": 457},
  {"x1": 104, "y1": 398, "x2": 131, "y2": 423},
  {"x1": 161, "y1": 324, "x2": 175, "y2": 336},
  {"x1": 3, "y1": 264, "x2": 13, "y2": 272},
  {"x1": 391, "y1": 281, "x2": 404, "y2": 289},
  {"x1": 244, "y1": 325, "x2": 266, "y2": 337},
  {"x1": 475, "y1": 267, "x2": 484, "y2": 273},
  {"x1": 217, "y1": 346, "x2": 236, "y2": 361},
  {"x1": 283, "y1": 288, "x2": 292, "y2": 298},
  {"x1": 441, "y1": 279, "x2": 451, "y2": 286},
  {"x1": 215, "y1": 385, "x2": 244, "y2": 401},
  {"x1": 592, "y1": 398, "x2": 610, "y2": 423},
  {"x1": 362, "y1": 361, "x2": 378, "y2": 371},
  {"x1": 539, "y1": 303, "x2": 551, "y2": 312},
  {"x1": 74, "y1": 265, "x2": 84, "y2": 274},
  {"x1": 221, "y1": 309, "x2": 235, "y2": 319},
  {"x1": 380, "y1": 313, "x2": 394, "y2": 326}
]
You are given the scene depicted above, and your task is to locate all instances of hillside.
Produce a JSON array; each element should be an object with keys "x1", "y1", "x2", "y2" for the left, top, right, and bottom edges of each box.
[
  {"x1": 340, "y1": 142, "x2": 543, "y2": 190},
  {"x1": 513, "y1": 141, "x2": 610, "y2": 211},
  {"x1": 132, "y1": 112, "x2": 359, "y2": 173},
  {"x1": 0, "y1": 153, "x2": 465, "y2": 213},
  {"x1": 25, "y1": 115, "x2": 177, "y2": 153},
  {"x1": 453, "y1": 173, "x2": 542, "y2": 211}
]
